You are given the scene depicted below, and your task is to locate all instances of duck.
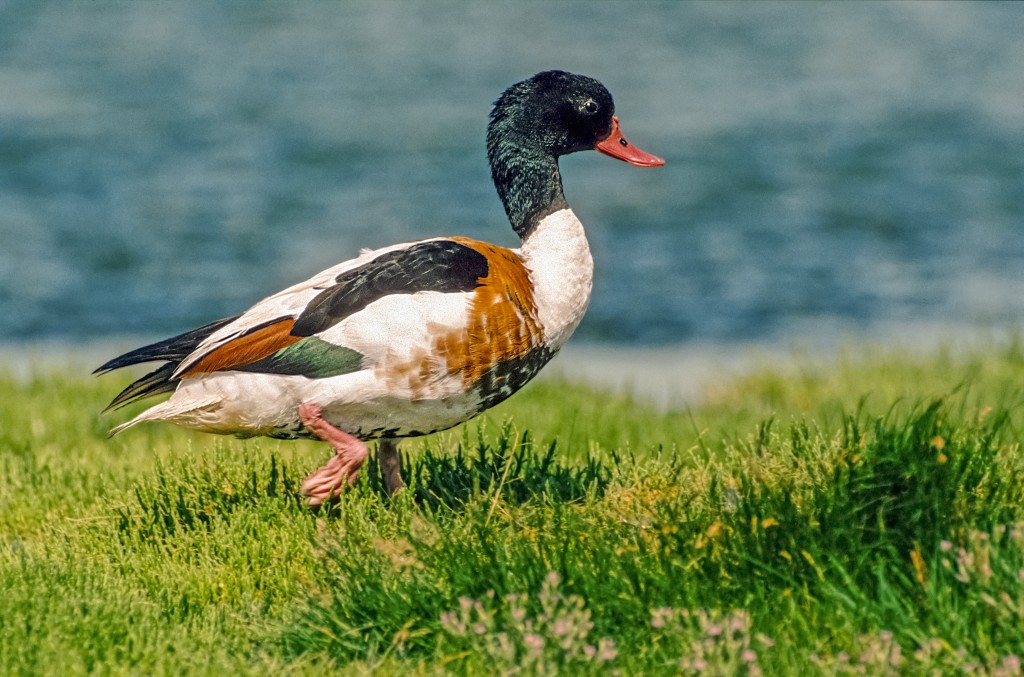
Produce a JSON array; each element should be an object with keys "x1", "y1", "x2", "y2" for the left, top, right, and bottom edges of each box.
[{"x1": 97, "y1": 70, "x2": 664, "y2": 504}]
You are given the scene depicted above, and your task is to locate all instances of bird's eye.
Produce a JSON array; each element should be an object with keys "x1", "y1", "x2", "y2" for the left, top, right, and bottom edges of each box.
[{"x1": 582, "y1": 99, "x2": 599, "y2": 115}]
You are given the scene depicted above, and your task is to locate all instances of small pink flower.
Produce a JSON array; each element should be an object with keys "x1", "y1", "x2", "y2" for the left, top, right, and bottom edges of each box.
[
  {"x1": 940, "y1": 540, "x2": 953, "y2": 552},
  {"x1": 651, "y1": 607, "x2": 674, "y2": 629},
  {"x1": 890, "y1": 643, "x2": 902, "y2": 666},
  {"x1": 440, "y1": 611, "x2": 464, "y2": 635},
  {"x1": 742, "y1": 649, "x2": 758, "y2": 663}
]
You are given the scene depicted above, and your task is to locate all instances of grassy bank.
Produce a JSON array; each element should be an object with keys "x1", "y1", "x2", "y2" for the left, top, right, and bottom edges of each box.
[{"x1": 2, "y1": 339, "x2": 1024, "y2": 675}]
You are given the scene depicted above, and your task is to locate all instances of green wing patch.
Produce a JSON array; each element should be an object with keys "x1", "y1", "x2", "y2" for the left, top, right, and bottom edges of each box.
[{"x1": 236, "y1": 336, "x2": 364, "y2": 379}]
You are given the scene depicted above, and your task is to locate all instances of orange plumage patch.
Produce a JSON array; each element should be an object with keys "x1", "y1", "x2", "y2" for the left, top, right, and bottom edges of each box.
[
  {"x1": 437, "y1": 238, "x2": 542, "y2": 385},
  {"x1": 181, "y1": 318, "x2": 302, "y2": 376}
]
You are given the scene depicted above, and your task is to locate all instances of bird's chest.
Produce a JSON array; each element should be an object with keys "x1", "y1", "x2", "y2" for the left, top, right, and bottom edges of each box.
[{"x1": 518, "y1": 209, "x2": 594, "y2": 350}]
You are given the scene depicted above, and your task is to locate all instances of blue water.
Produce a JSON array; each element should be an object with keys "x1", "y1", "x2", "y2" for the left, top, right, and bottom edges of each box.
[{"x1": 2, "y1": 2, "x2": 1022, "y2": 345}]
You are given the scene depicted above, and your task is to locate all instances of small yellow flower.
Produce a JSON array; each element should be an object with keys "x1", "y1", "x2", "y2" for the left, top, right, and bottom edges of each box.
[
  {"x1": 937, "y1": 452, "x2": 948, "y2": 464},
  {"x1": 910, "y1": 544, "x2": 927, "y2": 587},
  {"x1": 707, "y1": 521, "x2": 726, "y2": 539},
  {"x1": 930, "y1": 436, "x2": 945, "y2": 450},
  {"x1": 802, "y1": 551, "x2": 825, "y2": 580},
  {"x1": 761, "y1": 518, "x2": 779, "y2": 529}
]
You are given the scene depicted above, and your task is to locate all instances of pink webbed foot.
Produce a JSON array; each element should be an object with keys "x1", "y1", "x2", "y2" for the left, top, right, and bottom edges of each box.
[{"x1": 299, "y1": 403, "x2": 369, "y2": 506}]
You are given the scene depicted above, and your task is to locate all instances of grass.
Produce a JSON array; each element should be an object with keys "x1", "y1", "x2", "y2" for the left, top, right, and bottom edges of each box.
[{"x1": 2, "y1": 337, "x2": 1024, "y2": 675}]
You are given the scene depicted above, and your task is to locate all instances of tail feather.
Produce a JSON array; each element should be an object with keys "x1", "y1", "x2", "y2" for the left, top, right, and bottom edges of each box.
[
  {"x1": 106, "y1": 394, "x2": 218, "y2": 437},
  {"x1": 97, "y1": 315, "x2": 240, "y2": 411},
  {"x1": 108, "y1": 417, "x2": 143, "y2": 438},
  {"x1": 102, "y1": 363, "x2": 179, "y2": 412},
  {"x1": 94, "y1": 316, "x2": 240, "y2": 374}
]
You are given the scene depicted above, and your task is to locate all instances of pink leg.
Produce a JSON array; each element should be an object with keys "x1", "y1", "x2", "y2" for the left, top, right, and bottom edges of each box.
[{"x1": 299, "y1": 403, "x2": 369, "y2": 506}]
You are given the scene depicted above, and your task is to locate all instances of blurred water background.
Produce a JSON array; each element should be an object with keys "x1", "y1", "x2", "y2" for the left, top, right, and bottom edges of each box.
[{"x1": 2, "y1": 1, "x2": 1022, "y2": 349}]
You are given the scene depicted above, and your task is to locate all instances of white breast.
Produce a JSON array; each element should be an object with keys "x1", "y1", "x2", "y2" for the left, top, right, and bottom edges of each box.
[{"x1": 517, "y1": 208, "x2": 594, "y2": 350}]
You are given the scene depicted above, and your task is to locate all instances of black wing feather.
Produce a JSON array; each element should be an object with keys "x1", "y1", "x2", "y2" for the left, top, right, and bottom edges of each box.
[
  {"x1": 94, "y1": 315, "x2": 240, "y2": 374},
  {"x1": 291, "y1": 240, "x2": 488, "y2": 337},
  {"x1": 101, "y1": 363, "x2": 179, "y2": 412},
  {"x1": 95, "y1": 315, "x2": 240, "y2": 410}
]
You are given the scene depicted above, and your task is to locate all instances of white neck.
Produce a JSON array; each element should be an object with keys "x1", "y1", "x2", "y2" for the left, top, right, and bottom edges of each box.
[{"x1": 518, "y1": 208, "x2": 594, "y2": 349}]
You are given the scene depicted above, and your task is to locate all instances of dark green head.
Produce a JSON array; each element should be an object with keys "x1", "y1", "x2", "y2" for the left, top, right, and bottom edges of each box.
[{"x1": 486, "y1": 70, "x2": 664, "y2": 237}]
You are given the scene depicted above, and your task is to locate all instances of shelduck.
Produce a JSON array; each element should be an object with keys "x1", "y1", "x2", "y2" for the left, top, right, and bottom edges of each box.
[{"x1": 97, "y1": 70, "x2": 664, "y2": 504}]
